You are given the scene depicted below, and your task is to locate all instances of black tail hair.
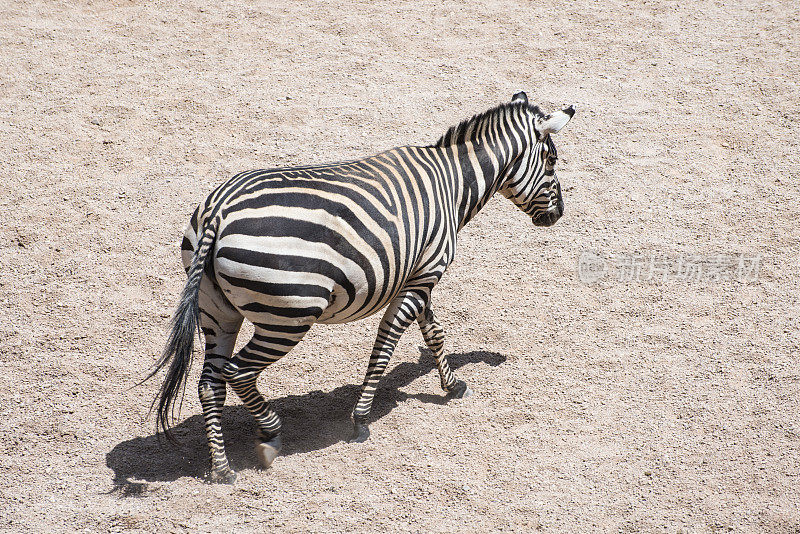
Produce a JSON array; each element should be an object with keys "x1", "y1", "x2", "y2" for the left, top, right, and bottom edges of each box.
[{"x1": 141, "y1": 218, "x2": 218, "y2": 443}]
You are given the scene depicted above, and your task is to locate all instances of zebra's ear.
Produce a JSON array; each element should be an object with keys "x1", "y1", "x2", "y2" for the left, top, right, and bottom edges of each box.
[
  {"x1": 511, "y1": 91, "x2": 528, "y2": 105},
  {"x1": 535, "y1": 105, "x2": 575, "y2": 136}
]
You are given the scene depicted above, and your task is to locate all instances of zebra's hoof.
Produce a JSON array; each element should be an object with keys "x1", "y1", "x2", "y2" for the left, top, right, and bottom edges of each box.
[
  {"x1": 255, "y1": 435, "x2": 282, "y2": 469},
  {"x1": 208, "y1": 467, "x2": 237, "y2": 485},
  {"x1": 348, "y1": 422, "x2": 370, "y2": 443},
  {"x1": 448, "y1": 380, "x2": 473, "y2": 399}
]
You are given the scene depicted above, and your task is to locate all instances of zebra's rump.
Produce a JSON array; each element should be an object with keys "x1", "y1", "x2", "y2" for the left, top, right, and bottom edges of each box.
[{"x1": 208, "y1": 173, "x2": 415, "y2": 325}]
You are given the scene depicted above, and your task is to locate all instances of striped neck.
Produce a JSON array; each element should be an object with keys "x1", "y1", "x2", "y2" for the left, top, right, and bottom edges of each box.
[{"x1": 435, "y1": 104, "x2": 535, "y2": 230}]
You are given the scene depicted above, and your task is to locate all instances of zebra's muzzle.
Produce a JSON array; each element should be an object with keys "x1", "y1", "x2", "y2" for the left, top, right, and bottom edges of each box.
[{"x1": 532, "y1": 200, "x2": 563, "y2": 227}]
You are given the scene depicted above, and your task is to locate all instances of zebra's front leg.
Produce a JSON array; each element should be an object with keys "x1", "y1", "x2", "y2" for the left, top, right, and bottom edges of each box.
[
  {"x1": 417, "y1": 305, "x2": 472, "y2": 399},
  {"x1": 349, "y1": 290, "x2": 428, "y2": 443}
]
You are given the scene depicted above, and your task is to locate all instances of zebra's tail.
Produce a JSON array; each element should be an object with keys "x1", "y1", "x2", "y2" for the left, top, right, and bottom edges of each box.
[{"x1": 142, "y1": 217, "x2": 219, "y2": 443}]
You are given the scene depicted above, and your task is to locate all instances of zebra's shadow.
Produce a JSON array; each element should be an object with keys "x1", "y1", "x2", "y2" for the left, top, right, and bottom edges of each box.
[{"x1": 106, "y1": 349, "x2": 505, "y2": 493}]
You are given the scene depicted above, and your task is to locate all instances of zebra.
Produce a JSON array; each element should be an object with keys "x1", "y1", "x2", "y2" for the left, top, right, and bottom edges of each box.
[{"x1": 146, "y1": 91, "x2": 574, "y2": 484}]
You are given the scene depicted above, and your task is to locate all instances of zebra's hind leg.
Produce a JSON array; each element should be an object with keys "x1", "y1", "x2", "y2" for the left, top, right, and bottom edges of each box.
[
  {"x1": 350, "y1": 290, "x2": 428, "y2": 443},
  {"x1": 417, "y1": 305, "x2": 472, "y2": 399},
  {"x1": 197, "y1": 297, "x2": 244, "y2": 484},
  {"x1": 221, "y1": 323, "x2": 310, "y2": 470}
]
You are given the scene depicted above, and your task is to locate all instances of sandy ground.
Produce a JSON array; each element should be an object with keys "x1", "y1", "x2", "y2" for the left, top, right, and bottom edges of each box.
[{"x1": 1, "y1": 0, "x2": 799, "y2": 532}]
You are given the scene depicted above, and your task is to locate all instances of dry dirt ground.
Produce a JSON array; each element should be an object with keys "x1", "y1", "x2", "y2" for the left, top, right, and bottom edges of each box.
[{"x1": 1, "y1": 0, "x2": 799, "y2": 532}]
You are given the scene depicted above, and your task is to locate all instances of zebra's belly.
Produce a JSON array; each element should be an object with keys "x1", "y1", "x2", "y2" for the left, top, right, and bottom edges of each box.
[
  {"x1": 315, "y1": 282, "x2": 397, "y2": 324},
  {"x1": 213, "y1": 233, "x2": 400, "y2": 326}
]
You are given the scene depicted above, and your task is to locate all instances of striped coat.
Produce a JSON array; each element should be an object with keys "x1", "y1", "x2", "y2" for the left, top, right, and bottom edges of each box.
[{"x1": 147, "y1": 91, "x2": 574, "y2": 483}]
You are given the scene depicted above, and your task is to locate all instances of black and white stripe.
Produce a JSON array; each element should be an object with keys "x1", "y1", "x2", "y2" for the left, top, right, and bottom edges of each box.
[{"x1": 146, "y1": 91, "x2": 574, "y2": 483}]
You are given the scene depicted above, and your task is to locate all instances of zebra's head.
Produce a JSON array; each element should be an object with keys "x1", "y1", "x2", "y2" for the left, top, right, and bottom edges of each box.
[{"x1": 498, "y1": 92, "x2": 575, "y2": 227}]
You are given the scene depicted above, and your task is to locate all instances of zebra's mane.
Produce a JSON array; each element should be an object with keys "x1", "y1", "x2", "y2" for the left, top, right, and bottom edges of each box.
[{"x1": 434, "y1": 102, "x2": 543, "y2": 147}]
